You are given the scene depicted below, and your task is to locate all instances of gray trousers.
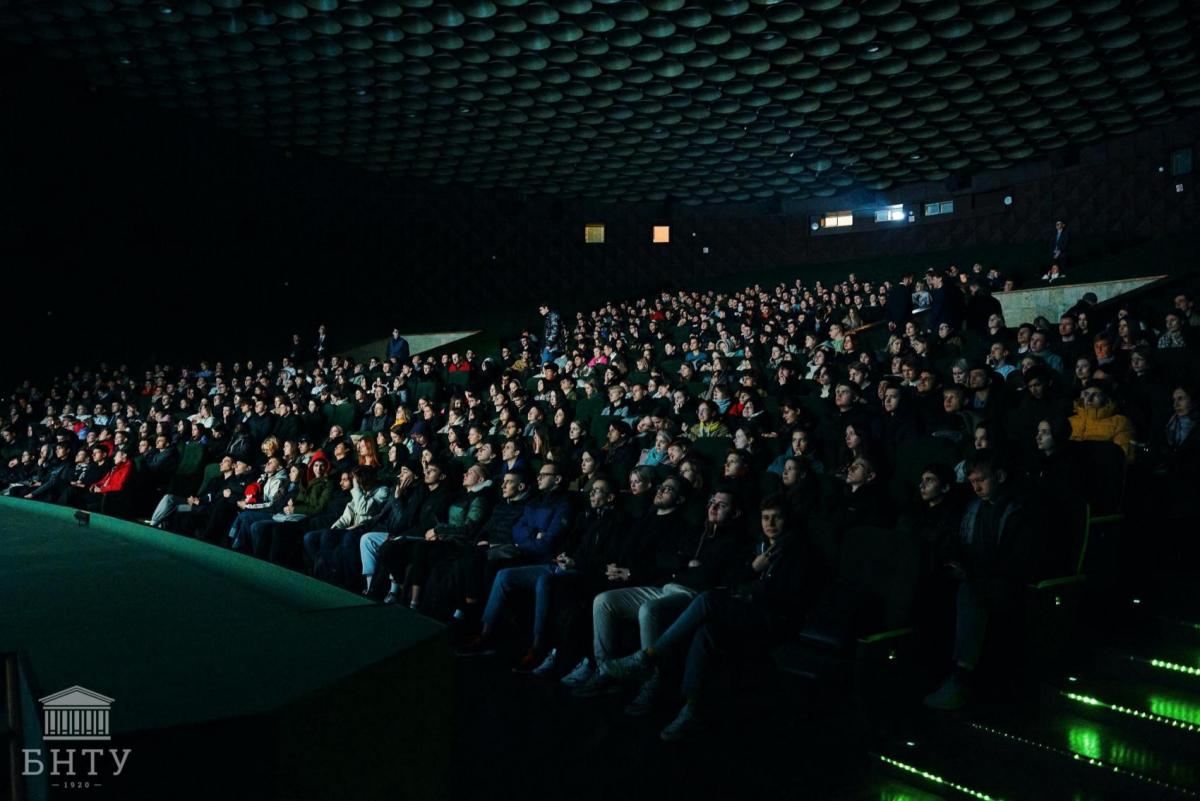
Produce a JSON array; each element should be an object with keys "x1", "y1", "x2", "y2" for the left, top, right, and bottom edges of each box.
[
  {"x1": 150, "y1": 494, "x2": 193, "y2": 526},
  {"x1": 592, "y1": 583, "x2": 696, "y2": 664}
]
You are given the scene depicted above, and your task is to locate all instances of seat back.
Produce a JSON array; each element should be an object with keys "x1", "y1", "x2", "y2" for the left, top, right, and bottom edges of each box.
[
  {"x1": 168, "y1": 443, "x2": 207, "y2": 495},
  {"x1": 658, "y1": 359, "x2": 682, "y2": 377},
  {"x1": 626, "y1": 371, "x2": 650, "y2": 387},
  {"x1": 799, "y1": 526, "x2": 920, "y2": 651},
  {"x1": 175, "y1": 442, "x2": 205, "y2": 476},
  {"x1": 1045, "y1": 492, "x2": 1090, "y2": 578},
  {"x1": 1069, "y1": 440, "x2": 1126, "y2": 518},
  {"x1": 798, "y1": 396, "x2": 832, "y2": 422},
  {"x1": 330, "y1": 403, "x2": 358, "y2": 434},
  {"x1": 889, "y1": 436, "x2": 960, "y2": 508},
  {"x1": 199, "y1": 461, "x2": 223, "y2": 489},
  {"x1": 689, "y1": 436, "x2": 732, "y2": 486},
  {"x1": 574, "y1": 397, "x2": 605, "y2": 427},
  {"x1": 837, "y1": 526, "x2": 921, "y2": 631},
  {"x1": 590, "y1": 414, "x2": 618, "y2": 442}
]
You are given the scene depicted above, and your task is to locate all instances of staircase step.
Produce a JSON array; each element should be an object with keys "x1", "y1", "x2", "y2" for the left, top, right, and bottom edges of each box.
[
  {"x1": 1045, "y1": 675, "x2": 1200, "y2": 751},
  {"x1": 875, "y1": 723, "x2": 1150, "y2": 801},
  {"x1": 1091, "y1": 643, "x2": 1200, "y2": 691},
  {"x1": 963, "y1": 706, "x2": 1200, "y2": 796},
  {"x1": 1104, "y1": 591, "x2": 1200, "y2": 647},
  {"x1": 859, "y1": 778, "x2": 948, "y2": 801}
]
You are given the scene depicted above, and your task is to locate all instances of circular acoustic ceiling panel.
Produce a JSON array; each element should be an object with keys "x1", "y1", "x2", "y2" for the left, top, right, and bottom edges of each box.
[{"x1": 1, "y1": 0, "x2": 1197, "y2": 203}]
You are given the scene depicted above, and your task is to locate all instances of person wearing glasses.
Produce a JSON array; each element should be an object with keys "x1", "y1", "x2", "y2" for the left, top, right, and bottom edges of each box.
[
  {"x1": 458, "y1": 463, "x2": 574, "y2": 654},
  {"x1": 555, "y1": 474, "x2": 692, "y2": 689},
  {"x1": 575, "y1": 483, "x2": 746, "y2": 715},
  {"x1": 602, "y1": 495, "x2": 828, "y2": 740},
  {"x1": 503, "y1": 476, "x2": 629, "y2": 676}
]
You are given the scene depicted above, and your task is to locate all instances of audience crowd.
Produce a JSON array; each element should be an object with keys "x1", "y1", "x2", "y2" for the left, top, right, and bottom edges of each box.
[{"x1": 3, "y1": 262, "x2": 1198, "y2": 740}]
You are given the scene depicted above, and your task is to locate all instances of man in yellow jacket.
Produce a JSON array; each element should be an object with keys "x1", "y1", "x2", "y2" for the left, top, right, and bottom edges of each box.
[{"x1": 1069, "y1": 381, "x2": 1135, "y2": 461}]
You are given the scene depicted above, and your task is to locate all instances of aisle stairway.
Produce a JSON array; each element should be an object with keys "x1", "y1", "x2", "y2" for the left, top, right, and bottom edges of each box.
[{"x1": 874, "y1": 576, "x2": 1200, "y2": 800}]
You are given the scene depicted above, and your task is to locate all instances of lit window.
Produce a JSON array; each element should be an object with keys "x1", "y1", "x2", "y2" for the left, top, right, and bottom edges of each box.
[
  {"x1": 1172, "y1": 147, "x2": 1193, "y2": 176},
  {"x1": 924, "y1": 200, "x2": 955, "y2": 216},
  {"x1": 820, "y1": 210, "x2": 853, "y2": 228},
  {"x1": 653, "y1": 225, "x2": 670, "y2": 243},
  {"x1": 584, "y1": 224, "x2": 605, "y2": 244},
  {"x1": 874, "y1": 204, "x2": 905, "y2": 223}
]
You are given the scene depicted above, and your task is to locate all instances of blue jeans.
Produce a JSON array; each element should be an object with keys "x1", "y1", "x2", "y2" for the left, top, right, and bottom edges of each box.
[
  {"x1": 653, "y1": 590, "x2": 714, "y2": 655},
  {"x1": 251, "y1": 519, "x2": 305, "y2": 564},
  {"x1": 229, "y1": 509, "x2": 275, "y2": 553},
  {"x1": 953, "y1": 582, "x2": 990, "y2": 670},
  {"x1": 305, "y1": 528, "x2": 351, "y2": 583},
  {"x1": 676, "y1": 592, "x2": 770, "y2": 703},
  {"x1": 482, "y1": 564, "x2": 565, "y2": 646}
]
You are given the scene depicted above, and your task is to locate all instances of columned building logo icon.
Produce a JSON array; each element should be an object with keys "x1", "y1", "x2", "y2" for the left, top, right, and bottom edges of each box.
[{"x1": 39, "y1": 686, "x2": 114, "y2": 741}]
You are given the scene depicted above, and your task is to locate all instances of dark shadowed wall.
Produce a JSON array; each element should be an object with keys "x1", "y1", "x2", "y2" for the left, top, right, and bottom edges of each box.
[{"x1": 2, "y1": 46, "x2": 1196, "y2": 383}]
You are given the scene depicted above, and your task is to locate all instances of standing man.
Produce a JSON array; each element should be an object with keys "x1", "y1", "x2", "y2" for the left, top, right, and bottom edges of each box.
[
  {"x1": 539, "y1": 304, "x2": 565, "y2": 366},
  {"x1": 1052, "y1": 220, "x2": 1070, "y2": 272},
  {"x1": 886, "y1": 274, "x2": 914, "y2": 332},
  {"x1": 387, "y1": 328, "x2": 410, "y2": 364},
  {"x1": 314, "y1": 324, "x2": 330, "y2": 359}
]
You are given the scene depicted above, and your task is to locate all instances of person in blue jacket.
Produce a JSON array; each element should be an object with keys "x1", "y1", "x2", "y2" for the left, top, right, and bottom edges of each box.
[
  {"x1": 387, "y1": 329, "x2": 410, "y2": 365},
  {"x1": 461, "y1": 462, "x2": 574, "y2": 653}
]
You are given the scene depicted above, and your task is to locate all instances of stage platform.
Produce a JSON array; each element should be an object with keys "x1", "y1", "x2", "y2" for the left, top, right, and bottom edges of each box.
[{"x1": 0, "y1": 497, "x2": 452, "y2": 800}]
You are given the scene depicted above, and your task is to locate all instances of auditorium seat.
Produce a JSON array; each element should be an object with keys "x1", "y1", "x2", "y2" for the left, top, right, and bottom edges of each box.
[{"x1": 169, "y1": 442, "x2": 207, "y2": 495}]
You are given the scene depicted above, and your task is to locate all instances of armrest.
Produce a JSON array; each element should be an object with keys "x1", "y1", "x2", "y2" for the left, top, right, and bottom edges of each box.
[
  {"x1": 857, "y1": 627, "x2": 915, "y2": 645},
  {"x1": 1029, "y1": 575, "x2": 1086, "y2": 591},
  {"x1": 795, "y1": 629, "x2": 848, "y2": 651}
]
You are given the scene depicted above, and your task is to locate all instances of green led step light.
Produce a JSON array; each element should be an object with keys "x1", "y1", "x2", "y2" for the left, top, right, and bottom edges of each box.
[
  {"x1": 1145, "y1": 658, "x2": 1200, "y2": 677},
  {"x1": 878, "y1": 755, "x2": 1002, "y2": 801},
  {"x1": 968, "y1": 722, "x2": 1199, "y2": 798},
  {"x1": 1062, "y1": 691, "x2": 1200, "y2": 733}
]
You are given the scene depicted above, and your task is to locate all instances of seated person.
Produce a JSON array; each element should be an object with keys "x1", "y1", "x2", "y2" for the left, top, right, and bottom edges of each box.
[
  {"x1": 469, "y1": 476, "x2": 627, "y2": 675},
  {"x1": 925, "y1": 450, "x2": 1036, "y2": 710},
  {"x1": 303, "y1": 466, "x2": 389, "y2": 589},
  {"x1": 1068, "y1": 380, "x2": 1135, "y2": 461},
  {"x1": 576, "y1": 485, "x2": 747, "y2": 712},
  {"x1": 147, "y1": 455, "x2": 235, "y2": 529},
  {"x1": 85, "y1": 446, "x2": 135, "y2": 513},
  {"x1": 601, "y1": 495, "x2": 829, "y2": 740}
]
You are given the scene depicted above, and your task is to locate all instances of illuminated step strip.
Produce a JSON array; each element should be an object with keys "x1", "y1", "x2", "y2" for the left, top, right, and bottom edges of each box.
[
  {"x1": 1062, "y1": 691, "x2": 1200, "y2": 733},
  {"x1": 877, "y1": 755, "x2": 1003, "y2": 801},
  {"x1": 1138, "y1": 656, "x2": 1200, "y2": 677},
  {"x1": 967, "y1": 722, "x2": 1200, "y2": 799}
]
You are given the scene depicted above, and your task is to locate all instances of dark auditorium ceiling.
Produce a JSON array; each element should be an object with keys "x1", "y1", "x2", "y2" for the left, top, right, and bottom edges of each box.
[{"x1": 3, "y1": 0, "x2": 1199, "y2": 204}]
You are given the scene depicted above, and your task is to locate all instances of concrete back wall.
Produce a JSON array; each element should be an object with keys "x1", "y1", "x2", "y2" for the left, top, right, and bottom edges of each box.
[{"x1": 996, "y1": 276, "x2": 1164, "y2": 326}]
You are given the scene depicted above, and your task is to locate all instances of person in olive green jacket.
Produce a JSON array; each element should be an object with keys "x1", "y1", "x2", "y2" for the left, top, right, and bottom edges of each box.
[
  {"x1": 408, "y1": 463, "x2": 495, "y2": 609},
  {"x1": 248, "y1": 453, "x2": 333, "y2": 563}
]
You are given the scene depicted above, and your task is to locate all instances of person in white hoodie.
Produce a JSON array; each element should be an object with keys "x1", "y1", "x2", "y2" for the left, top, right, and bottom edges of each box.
[
  {"x1": 304, "y1": 467, "x2": 388, "y2": 588},
  {"x1": 228, "y1": 457, "x2": 290, "y2": 552}
]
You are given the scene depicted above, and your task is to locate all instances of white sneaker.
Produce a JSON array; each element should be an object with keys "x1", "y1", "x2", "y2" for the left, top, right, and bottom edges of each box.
[
  {"x1": 560, "y1": 658, "x2": 594, "y2": 687},
  {"x1": 624, "y1": 671, "x2": 661, "y2": 717},
  {"x1": 531, "y1": 648, "x2": 558, "y2": 677},
  {"x1": 660, "y1": 703, "x2": 705, "y2": 742}
]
